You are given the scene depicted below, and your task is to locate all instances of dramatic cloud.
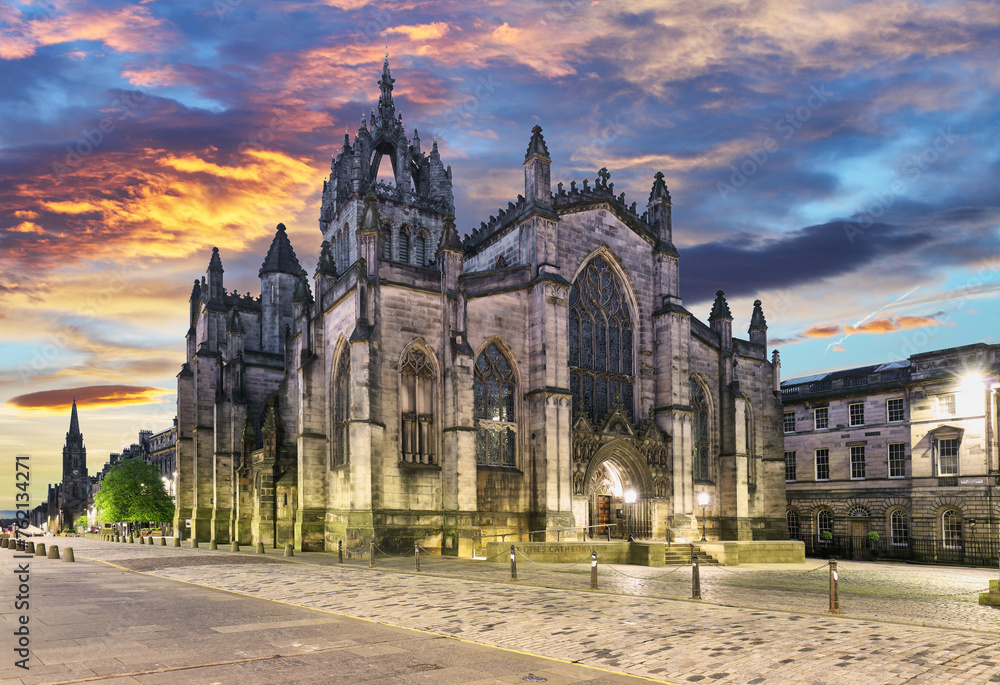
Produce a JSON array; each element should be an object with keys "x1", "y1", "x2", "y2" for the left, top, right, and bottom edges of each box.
[{"x1": 8, "y1": 385, "x2": 170, "y2": 412}]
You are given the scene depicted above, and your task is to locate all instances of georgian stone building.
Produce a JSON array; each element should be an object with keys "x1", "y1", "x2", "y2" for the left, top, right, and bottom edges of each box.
[
  {"x1": 782, "y1": 342, "x2": 1000, "y2": 553},
  {"x1": 174, "y1": 59, "x2": 787, "y2": 553}
]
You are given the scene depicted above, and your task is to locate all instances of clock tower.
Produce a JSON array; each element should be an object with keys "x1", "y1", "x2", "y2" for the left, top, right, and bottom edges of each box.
[{"x1": 60, "y1": 398, "x2": 90, "y2": 530}]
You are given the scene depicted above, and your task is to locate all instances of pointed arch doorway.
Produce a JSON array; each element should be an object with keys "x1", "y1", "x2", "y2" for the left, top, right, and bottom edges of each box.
[{"x1": 585, "y1": 440, "x2": 653, "y2": 539}]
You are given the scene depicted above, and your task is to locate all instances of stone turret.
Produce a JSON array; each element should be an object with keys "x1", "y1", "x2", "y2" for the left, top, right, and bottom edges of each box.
[
  {"x1": 709, "y1": 290, "x2": 733, "y2": 351},
  {"x1": 749, "y1": 299, "x2": 767, "y2": 348},
  {"x1": 259, "y1": 223, "x2": 303, "y2": 355},
  {"x1": 523, "y1": 125, "x2": 552, "y2": 206},
  {"x1": 206, "y1": 247, "x2": 224, "y2": 302}
]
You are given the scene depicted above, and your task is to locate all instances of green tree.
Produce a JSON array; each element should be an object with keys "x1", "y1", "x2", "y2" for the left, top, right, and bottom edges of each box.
[
  {"x1": 74, "y1": 515, "x2": 87, "y2": 531},
  {"x1": 94, "y1": 459, "x2": 174, "y2": 533}
]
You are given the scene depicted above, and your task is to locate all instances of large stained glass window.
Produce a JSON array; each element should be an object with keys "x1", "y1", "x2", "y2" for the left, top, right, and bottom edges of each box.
[
  {"x1": 474, "y1": 342, "x2": 517, "y2": 467},
  {"x1": 332, "y1": 346, "x2": 350, "y2": 466},
  {"x1": 569, "y1": 256, "x2": 634, "y2": 425},
  {"x1": 692, "y1": 379, "x2": 711, "y2": 481}
]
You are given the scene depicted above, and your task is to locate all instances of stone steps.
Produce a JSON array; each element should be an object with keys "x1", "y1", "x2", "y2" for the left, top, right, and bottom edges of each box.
[{"x1": 665, "y1": 543, "x2": 720, "y2": 565}]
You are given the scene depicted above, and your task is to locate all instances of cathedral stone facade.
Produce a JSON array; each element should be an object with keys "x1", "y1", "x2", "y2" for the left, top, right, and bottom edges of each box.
[{"x1": 174, "y1": 59, "x2": 787, "y2": 553}]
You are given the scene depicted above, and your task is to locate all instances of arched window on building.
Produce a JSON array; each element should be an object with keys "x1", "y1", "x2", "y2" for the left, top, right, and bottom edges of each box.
[
  {"x1": 400, "y1": 347, "x2": 436, "y2": 464},
  {"x1": 474, "y1": 342, "x2": 517, "y2": 467},
  {"x1": 414, "y1": 233, "x2": 426, "y2": 266},
  {"x1": 890, "y1": 509, "x2": 909, "y2": 546},
  {"x1": 569, "y1": 255, "x2": 634, "y2": 425},
  {"x1": 745, "y1": 402, "x2": 757, "y2": 487},
  {"x1": 786, "y1": 510, "x2": 800, "y2": 540},
  {"x1": 942, "y1": 509, "x2": 962, "y2": 549},
  {"x1": 398, "y1": 227, "x2": 410, "y2": 264},
  {"x1": 383, "y1": 227, "x2": 392, "y2": 261},
  {"x1": 332, "y1": 346, "x2": 350, "y2": 467},
  {"x1": 691, "y1": 379, "x2": 711, "y2": 482},
  {"x1": 817, "y1": 510, "x2": 833, "y2": 542}
]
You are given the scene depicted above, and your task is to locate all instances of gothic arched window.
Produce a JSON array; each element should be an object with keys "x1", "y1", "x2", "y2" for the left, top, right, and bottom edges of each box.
[
  {"x1": 414, "y1": 233, "x2": 426, "y2": 266},
  {"x1": 474, "y1": 342, "x2": 517, "y2": 467},
  {"x1": 383, "y1": 227, "x2": 392, "y2": 261},
  {"x1": 398, "y1": 227, "x2": 410, "y2": 264},
  {"x1": 569, "y1": 256, "x2": 634, "y2": 425},
  {"x1": 332, "y1": 346, "x2": 350, "y2": 467},
  {"x1": 400, "y1": 347, "x2": 436, "y2": 464},
  {"x1": 691, "y1": 379, "x2": 711, "y2": 482}
]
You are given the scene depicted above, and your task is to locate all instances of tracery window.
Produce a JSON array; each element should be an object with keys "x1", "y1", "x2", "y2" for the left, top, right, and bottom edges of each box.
[
  {"x1": 569, "y1": 256, "x2": 634, "y2": 425},
  {"x1": 332, "y1": 347, "x2": 350, "y2": 466},
  {"x1": 691, "y1": 379, "x2": 711, "y2": 482},
  {"x1": 400, "y1": 347, "x2": 435, "y2": 464},
  {"x1": 474, "y1": 342, "x2": 517, "y2": 467}
]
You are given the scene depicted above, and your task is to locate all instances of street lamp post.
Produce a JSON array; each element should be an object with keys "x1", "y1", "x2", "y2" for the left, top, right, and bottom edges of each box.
[
  {"x1": 624, "y1": 490, "x2": 636, "y2": 541},
  {"x1": 698, "y1": 491, "x2": 710, "y2": 542}
]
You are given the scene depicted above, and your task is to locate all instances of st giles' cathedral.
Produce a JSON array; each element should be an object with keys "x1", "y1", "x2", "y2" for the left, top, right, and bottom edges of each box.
[{"x1": 174, "y1": 58, "x2": 787, "y2": 554}]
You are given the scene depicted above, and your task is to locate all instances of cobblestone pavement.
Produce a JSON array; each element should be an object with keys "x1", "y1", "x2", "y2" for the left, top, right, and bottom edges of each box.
[{"x1": 23, "y1": 537, "x2": 1000, "y2": 684}]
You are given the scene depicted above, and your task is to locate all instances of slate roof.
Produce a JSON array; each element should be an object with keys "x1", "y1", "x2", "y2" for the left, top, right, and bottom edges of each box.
[{"x1": 259, "y1": 223, "x2": 303, "y2": 277}]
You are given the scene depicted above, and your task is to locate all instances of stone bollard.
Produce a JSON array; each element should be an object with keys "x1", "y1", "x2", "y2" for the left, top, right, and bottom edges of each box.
[
  {"x1": 190, "y1": 538, "x2": 198, "y2": 549},
  {"x1": 173, "y1": 537, "x2": 181, "y2": 547},
  {"x1": 692, "y1": 551, "x2": 701, "y2": 600},
  {"x1": 63, "y1": 548, "x2": 75, "y2": 562},
  {"x1": 128, "y1": 535, "x2": 134, "y2": 544},
  {"x1": 231, "y1": 541, "x2": 240, "y2": 552},
  {"x1": 284, "y1": 543, "x2": 294, "y2": 557},
  {"x1": 25, "y1": 541, "x2": 34, "y2": 554},
  {"x1": 35, "y1": 543, "x2": 46, "y2": 557},
  {"x1": 256, "y1": 542, "x2": 265, "y2": 554},
  {"x1": 210, "y1": 540, "x2": 218, "y2": 550},
  {"x1": 1, "y1": 538, "x2": 7, "y2": 548},
  {"x1": 160, "y1": 536, "x2": 166, "y2": 546},
  {"x1": 48, "y1": 545, "x2": 60, "y2": 560}
]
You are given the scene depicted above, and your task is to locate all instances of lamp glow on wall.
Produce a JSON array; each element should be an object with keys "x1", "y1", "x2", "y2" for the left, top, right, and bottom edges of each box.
[
  {"x1": 698, "y1": 491, "x2": 710, "y2": 542},
  {"x1": 957, "y1": 372, "x2": 985, "y2": 416}
]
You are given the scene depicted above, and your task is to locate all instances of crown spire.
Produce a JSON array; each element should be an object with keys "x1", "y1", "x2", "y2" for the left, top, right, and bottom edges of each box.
[{"x1": 68, "y1": 396, "x2": 80, "y2": 436}]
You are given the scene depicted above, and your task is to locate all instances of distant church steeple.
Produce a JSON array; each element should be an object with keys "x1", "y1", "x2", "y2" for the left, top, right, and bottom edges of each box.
[{"x1": 63, "y1": 397, "x2": 87, "y2": 477}]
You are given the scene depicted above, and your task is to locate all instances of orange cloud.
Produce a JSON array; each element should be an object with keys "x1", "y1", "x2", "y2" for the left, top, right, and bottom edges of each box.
[
  {"x1": 802, "y1": 324, "x2": 843, "y2": 338},
  {"x1": 8, "y1": 385, "x2": 171, "y2": 413},
  {"x1": 390, "y1": 23, "x2": 450, "y2": 42},
  {"x1": 832, "y1": 346, "x2": 846, "y2": 352},
  {"x1": 845, "y1": 314, "x2": 953, "y2": 335}
]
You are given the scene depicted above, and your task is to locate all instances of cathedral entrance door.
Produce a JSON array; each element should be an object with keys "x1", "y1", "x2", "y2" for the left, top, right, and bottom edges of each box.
[{"x1": 596, "y1": 495, "x2": 611, "y2": 532}]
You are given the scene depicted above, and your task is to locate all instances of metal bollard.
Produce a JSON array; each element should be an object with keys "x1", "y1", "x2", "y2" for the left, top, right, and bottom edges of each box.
[
  {"x1": 692, "y1": 551, "x2": 702, "y2": 600},
  {"x1": 829, "y1": 558, "x2": 841, "y2": 614},
  {"x1": 338, "y1": 540, "x2": 343, "y2": 563},
  {"x1": 590, "y1": 551, "x2": 598, "y2": 589},
  {"x1": 284, "y1": 542, "x2": 294, "y2": 557},
  {"x1": 415, "y1": 543, "x2": 420, "y2": 572},
  {"x1": 369, "y1": 541, "x2": 375, "y2": 568},
  {"x1": 510, "y1": 544, "x2": 517, "y2": 581}
]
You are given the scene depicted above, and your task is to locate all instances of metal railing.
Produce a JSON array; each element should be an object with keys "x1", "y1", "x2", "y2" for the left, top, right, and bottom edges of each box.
[{"x1": 800, "y1": 535, "x2": 1000, "y2": 568}]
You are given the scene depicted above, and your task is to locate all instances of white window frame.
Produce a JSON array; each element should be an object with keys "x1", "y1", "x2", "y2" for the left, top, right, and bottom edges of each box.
[
  {"x1": 886, "y1": 398, "x2": 904, "y2": 423},
  {"x1": 817, "y1": 510, "x2": 833, "y2": 542},
  {"x1": 890, "y1": 510, "x2": 908, "y2": 546},
  {"x1": 850, "y1": 445, "x2": 866, "y2": 480},
  {"x1": 814, "y1": 407, "x2": 829, "y2": 430},
  {"x1": 938, "y1": 438, "x2": 959, "y2": 476},
  {"x1": 785, "y1": 451, "x2": 796, "y2": 482},
  {"x1": 888, "y1": 443, "x2": 906, "y2": 478},
  {"x1": 783, "y1": 412, "x2": 796, "y2": 433},
  {"x1": 937, "y1": 393, "x2": 956, "y2": 417},
  {"x1": 786, "y1": 510, "x2": 800, "y2": 539},
  {"x1": 942, "y1": 509, "x2": 962, "y2": 549},
  {"x1": 848, "y1": 402, "x2": 865, "y2": 427},
  {"x1": 815, "y1": 448, "x2": 830, "y2": 481}
]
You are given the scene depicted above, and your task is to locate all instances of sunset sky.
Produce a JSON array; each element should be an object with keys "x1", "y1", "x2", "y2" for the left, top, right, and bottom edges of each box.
[{"x1": 1, "y1": 0, "x2": 998, "y2": 511}]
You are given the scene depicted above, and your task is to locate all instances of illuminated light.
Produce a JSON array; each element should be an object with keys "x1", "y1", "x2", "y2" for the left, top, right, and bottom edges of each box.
[
  {"x1": 624, "y1": 490, "x2": 636, "y2": 504},
  {"x1": 698, "y1": 491, "x2": 710, "y2": 508},
  {"x1": 960, "y1": 373, "x2": 984, "y2": 394}
]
